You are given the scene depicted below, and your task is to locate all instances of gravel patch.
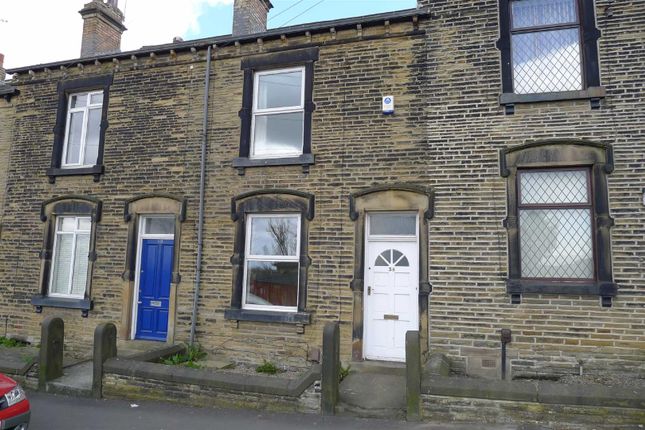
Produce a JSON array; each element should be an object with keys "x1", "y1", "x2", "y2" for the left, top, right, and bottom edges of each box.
[
  {"x1": 558, "y1": 373, "x2": 645, "y2": 389},
  {"x1": 218, "y1": 363, "x2": 303, "y2": 379}
]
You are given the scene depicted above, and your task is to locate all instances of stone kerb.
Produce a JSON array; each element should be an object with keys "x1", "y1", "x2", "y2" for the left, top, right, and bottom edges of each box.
[
  {"x1": 321, "y1": 321, "x2": 340, "y2": 416},
  {"x1": 38, "y1": 316, "x2": 64, "y2": 390},
  {"x1": 93, "y1": 322, "x2": 117, "y2": 398}
]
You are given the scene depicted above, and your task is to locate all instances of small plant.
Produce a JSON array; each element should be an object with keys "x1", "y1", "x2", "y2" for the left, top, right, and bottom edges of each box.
[
  {"x1": 184, "y1": 344, "x2": 207, "y2": 362},
  {"x1": 256, "y1": 360, "x2": 279, "y2": 375},
  {"x1": 339, "y1": 363, "x2": 351, "y2": 382},
  {"x1": 0, "y1": 337, "x2": 27, "y2": 348},
  {"x1": 160, "y1": 344, "x2": 206, "y2": 368}
]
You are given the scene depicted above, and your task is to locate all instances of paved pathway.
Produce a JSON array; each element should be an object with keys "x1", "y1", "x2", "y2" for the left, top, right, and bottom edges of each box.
[{"x1": 27, "y1": 391, "x2": 532, "y2": 430}]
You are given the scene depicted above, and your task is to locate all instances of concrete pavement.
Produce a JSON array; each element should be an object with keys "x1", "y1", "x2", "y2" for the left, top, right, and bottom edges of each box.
[{"x1": 26, "y1": 391, "x2": 540, "y2": 430}]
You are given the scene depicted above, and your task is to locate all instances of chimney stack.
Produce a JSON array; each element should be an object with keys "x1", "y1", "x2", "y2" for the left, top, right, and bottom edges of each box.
[
  {"x1": 79, "y1": 0, "x2": 127, "y2": 57},
  {"x1": 0, "y1": 54, "x2": 5, "y2": 81},
  {"x1": 232, "y1": 0, "x2": 273, "y2": 36}
]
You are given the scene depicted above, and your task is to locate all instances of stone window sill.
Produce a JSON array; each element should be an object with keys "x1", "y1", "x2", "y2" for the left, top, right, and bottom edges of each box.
[
  {"x1": 31, "y1": 295, "x2": 94, "y2": 317},
  {"x1": 46, "y1": 165, "x2": 104, "y2": 183},
  {"x1": 506, "y1": 279, "x2": 617, "y2": 297},
  {"x1": 232, "y1": 154, "x2": 314, "y2": 175},
  {"x1": 500, "y1": 87, "x2": 606, "y2": 114},
  {"x1": 224, "y1": 308, "x2": 311, "y2": 325}
]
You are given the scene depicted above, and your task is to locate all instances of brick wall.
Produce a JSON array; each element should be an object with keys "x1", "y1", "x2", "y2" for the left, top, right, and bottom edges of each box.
[
  {"x1": 0, "y1": 97, "x2": 14, "y2": 237},
  {"x1": 0, "y1": 1, "x2": 643, "y2": 377},
  {"x1": 421, "y1": 0, "x2": 645, "y2": 375},
  {"x1": 103, "y1": 373, "x2": 320, "y2": 413},
  {"x1": 0, "y1": 56, "x2": 204, "y2": 353},
  {"x1": 80, "y1": 1, "x2": 125, "y2": 57},
  {"x1": 422, "y1": 394, "x2": 645, "y2": 429},
  {"x1": 232, "y1": 0, "x2": 271, "y2": 36}
]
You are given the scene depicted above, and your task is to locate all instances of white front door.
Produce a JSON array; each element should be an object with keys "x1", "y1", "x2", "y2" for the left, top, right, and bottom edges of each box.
[{"x1": 364, "y1": 213, "x2": 419, "y2": 362}]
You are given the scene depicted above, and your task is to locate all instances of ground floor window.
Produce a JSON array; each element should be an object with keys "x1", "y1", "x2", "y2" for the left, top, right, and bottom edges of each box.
[
  {"x1": 499, "y1": 140, "x2": 616, "y2": 300},
  {"x1": 518, "y1": 168, "x2": 594, "y2": 280},
  {"x1": 243, "y1": 214, "x2": 301, "y2": 312},
  {"x1": 49, "y1": 216, "x2": 91, "y2": 298}
]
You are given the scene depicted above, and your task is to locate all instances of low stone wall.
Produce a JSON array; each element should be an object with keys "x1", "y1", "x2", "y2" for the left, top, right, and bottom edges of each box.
[
  {"x1": 422, "y1": 395, "x2": 645, "y2": 430},
  {"x1": 103, "y1": 358, "x2": 321, "y2": 414},
  {"x1": 421, "y1": 375, "x2": 645, "y2": 429}
]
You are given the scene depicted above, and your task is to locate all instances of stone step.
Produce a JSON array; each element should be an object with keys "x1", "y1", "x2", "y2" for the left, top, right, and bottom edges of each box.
[
  {"x1": 339, "y1": 368, "x2": 406, "y2": 418},
  {"x1": 46, "y1": 380, "x2": 93, "y2": 398},
  {"x1": 335, "y1": 401, "x2": 405, "y2": 420},
  {"x1": 46, "y1": 360, "x2": 93, "y2": 398},
  {"x1": 349, "y1": 360, "x2": 406, "y2": 376}
]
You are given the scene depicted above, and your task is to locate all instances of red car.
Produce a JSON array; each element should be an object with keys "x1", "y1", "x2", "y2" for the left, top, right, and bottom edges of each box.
[{"x1": 0, "y1": 374, "x2": 30, "y2": 430}]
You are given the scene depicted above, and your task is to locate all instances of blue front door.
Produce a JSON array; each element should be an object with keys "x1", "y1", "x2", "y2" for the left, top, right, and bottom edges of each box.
[{"x1": 136, "y1": 239, "x2": 173, "y2": 341}]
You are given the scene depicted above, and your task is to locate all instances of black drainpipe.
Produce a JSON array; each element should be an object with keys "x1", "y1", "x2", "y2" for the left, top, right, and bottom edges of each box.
[
  {"x1": 190, "y1": 45, "x2": 212, "y2": 346},
  {"x1": 500, "y1": 328, "x2": 512, "y2": 380}
]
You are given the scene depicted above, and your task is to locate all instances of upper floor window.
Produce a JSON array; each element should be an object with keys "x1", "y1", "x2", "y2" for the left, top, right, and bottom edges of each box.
[
  {"x1": 47, "y1": 75, "x2": 112, "y2": 183},
  {"x1": 511, "y1": 0, "x2": 583, "y2": 94},
  {"x1": 49, "y1": 216, "x2": 92, "y2": 298},
  {"x1": 251, "y1": 68, "x2": 305, "y2": 159},
  {"x1": 62, "y1": 91, "x2": 104, "y2": 168},
  {"x1": 234, "y1": 48, "x2": 318, "y2": 175},
  {"x1": 497, "y1": 0, "x2": 601, "y2": 102}
]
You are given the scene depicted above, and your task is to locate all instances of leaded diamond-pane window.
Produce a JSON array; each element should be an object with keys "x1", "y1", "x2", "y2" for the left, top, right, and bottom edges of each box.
[
  {"x1": 518, "y1": 169, "x2": 594, "y2": 280},
  {"x1": 510, "y1": 0, "x2": 583, "y2": 94},
  {"x1": 520, "y1": 170, "x2": 588, "y2": 204}
]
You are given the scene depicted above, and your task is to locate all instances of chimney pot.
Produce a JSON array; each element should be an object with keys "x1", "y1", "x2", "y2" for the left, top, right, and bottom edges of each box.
[
  {"x1": 232, "y1": 0, "x2": 273, "y2": 36},
  {"x1": 79, "y1": 0, "x2": 127, "y2": 57},
  {"x1": 0, "y1": 53, "x2": 5, "y2": 81}
]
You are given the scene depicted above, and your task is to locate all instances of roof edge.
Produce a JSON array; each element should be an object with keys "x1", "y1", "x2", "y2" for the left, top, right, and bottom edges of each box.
[{"x1": 7, "y1": 7, "x2": 429, "y2": 74}]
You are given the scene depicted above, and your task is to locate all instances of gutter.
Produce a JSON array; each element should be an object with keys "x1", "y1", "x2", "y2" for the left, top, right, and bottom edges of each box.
[
  {"x1": 0, "y1": 84, "x2": 19, "y2": 102},
  {"x1": 190, "y1": 45, "x2": 212, "y2": 345}
]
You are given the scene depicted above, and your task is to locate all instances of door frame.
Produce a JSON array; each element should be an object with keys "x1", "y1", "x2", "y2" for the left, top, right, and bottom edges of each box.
[
  {"x1": 363, "y1": 212, "x2": 419, "y2": 361},
  {"x1": 348, "y1": 184, "x2": 435, "y2": 362},
  {"x1": 130, "y1": 215, "x2": 175, "y2": 340}
]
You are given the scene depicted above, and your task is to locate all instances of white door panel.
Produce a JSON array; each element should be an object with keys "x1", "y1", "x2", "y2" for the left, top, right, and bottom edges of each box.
[{"x1": 364, "y1": 233, "x2": 419, "y2": 362}]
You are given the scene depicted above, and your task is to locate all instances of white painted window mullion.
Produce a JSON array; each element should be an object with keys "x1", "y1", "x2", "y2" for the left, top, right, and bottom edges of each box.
[
  {"x1": 77, "y1": 100, "x2": 90, "y2": 166},
  {"x1": 60, "y1": 97, "x2": 76, "y2": 167},
  {"x1": 66, "y1": 227, "x2": 78, "y2": 296}
]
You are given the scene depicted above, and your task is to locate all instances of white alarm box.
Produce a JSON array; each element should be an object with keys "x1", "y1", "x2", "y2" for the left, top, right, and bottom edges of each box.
[{"x1": 382, "y1": 95, "x2": 394, "y2": 115}]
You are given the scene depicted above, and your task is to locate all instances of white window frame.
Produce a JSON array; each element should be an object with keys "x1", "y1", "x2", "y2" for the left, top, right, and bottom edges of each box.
[
  {"x1": 61, "y1": 90, "x2": 104, "y2": 168},
  {"x1": 242, "y1": 213, "x2": 301, "y2": 312},
  {"x1": 250, "y1": 67, "x2": 306, "y2": 159},
  {"x1": 48, "y1": 216, "x2": 92, "y2": 299}
]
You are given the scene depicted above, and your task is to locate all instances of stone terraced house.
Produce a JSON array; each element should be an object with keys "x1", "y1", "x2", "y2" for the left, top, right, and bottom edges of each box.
[{"x1": 0, "y1": 0, "x2": 643, "y2": 379}]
